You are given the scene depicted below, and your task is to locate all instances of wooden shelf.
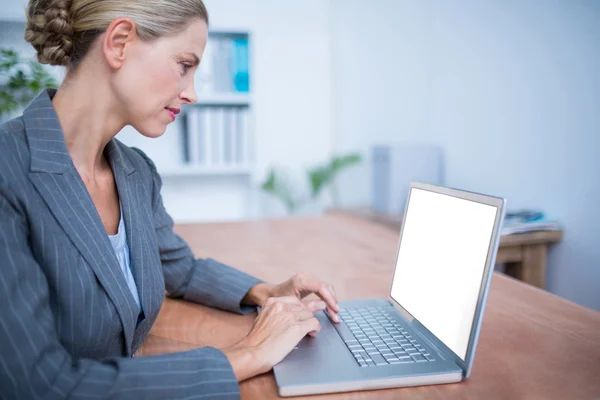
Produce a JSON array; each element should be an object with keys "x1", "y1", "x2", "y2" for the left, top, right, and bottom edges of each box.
[
  {"x1": 158, "y1": 165, "x2": 253, "y2": 178},
  {"x1": 191, "y1": 93, "x2": 251, "y2": 106}
]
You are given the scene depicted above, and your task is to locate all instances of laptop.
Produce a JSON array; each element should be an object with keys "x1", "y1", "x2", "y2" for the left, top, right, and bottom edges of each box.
[{"x1": 273, "y1": 181, "x2": 506, "y2": 397}]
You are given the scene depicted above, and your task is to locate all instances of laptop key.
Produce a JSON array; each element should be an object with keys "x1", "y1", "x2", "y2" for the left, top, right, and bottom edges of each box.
[
  {"x1": 335, "y1": 322, "x2": 358, "y2": 342},
  {"x1": 411, "y1": 354, "x2": 427, "y2": 362},
  {"x1": 425, "y1": 355, "x2": 435, "y2": 361},
  {"x1": 370, "y1": 353, "x2": 388, "y2": 365},
  {"x1": 390, "y1": 359, "x2": 414, "y2": 364}
]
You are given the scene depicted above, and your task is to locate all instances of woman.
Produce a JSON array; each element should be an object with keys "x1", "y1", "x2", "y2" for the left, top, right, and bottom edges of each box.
[{"x1": 0, "y1": 0, "x2": 340, "y2": 398}]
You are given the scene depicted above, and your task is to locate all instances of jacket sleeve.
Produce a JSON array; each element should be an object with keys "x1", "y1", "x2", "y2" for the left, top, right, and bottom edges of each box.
[
  {"x1": 131, "y1": 147, "x2": 262, "y2": 315},
  {"x1": 0, "y1": 186, "x2": 241, "y2": 400}
]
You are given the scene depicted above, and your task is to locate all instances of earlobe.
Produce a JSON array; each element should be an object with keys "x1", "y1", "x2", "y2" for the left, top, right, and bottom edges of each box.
[{"x1": 103, "y1": 18, "x2": 137, "y2": 69}]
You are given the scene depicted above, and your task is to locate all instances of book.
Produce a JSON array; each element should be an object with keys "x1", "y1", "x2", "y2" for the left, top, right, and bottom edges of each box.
[
  {"x1": 187, "y1": 109, "x2": 201, "y2": 165},
  {"x1": 237, "y1": 108, "x2": 249, "y2": 164},
  {"x1": 227, "y1": 107, "x2": 238, "y2": 165},
  {"x1": 202, "y1": 108, "x2": 212, "y2": 166},
  {"x1": 180, "y1": 110, "x2": 190, "y2": 163},
  {"x1": 222, "y1": 107, "x2": 232, "y2": 164},
  {"x1": 231, "y1": 37, "x2": 249, "y2": 92},
  {"x1": 211, "y1": 107, "x2": 224, "y2": 165},
  {"x1": 501, "y1": 211, "x2": 560, "y2": 235}
]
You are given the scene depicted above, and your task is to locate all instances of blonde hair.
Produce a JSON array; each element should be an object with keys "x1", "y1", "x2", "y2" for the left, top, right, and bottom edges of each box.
[{"x1": 24, "y1": 0, "x2": 209, "y2": 68}]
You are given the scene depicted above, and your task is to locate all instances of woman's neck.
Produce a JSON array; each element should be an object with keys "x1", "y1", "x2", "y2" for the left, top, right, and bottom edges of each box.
[{"x1": 51, "y1": 68, "x2": 126, "y2": 180}]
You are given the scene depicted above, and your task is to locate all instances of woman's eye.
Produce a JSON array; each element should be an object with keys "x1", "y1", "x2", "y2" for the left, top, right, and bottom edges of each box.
[{"x1": 180, "y1": 63, "x2": 193, "y2": 74}]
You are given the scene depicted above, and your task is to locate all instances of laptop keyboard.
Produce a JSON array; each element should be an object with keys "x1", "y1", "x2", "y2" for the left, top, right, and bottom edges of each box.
[{"x1": 334, "y1": 306, "x2": 436, "y2": 367}]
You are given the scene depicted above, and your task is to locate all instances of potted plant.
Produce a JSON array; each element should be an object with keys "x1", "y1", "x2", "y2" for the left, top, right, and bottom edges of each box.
[
  {"x1": 0, "y1": 48, "x2": 58, "y2": 121},
  {"x1": 260, "y1": 153, "x2": 362, "y2": 215}
]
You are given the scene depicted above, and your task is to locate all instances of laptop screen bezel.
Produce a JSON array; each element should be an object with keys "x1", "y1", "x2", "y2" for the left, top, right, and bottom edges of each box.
[{"x1": 387, "y1": 181, "x2": 506, "y2": 378}]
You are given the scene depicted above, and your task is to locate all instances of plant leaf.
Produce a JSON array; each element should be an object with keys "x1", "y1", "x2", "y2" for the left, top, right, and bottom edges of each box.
[
  {"x1": 0, "y1": 47, "x2": 58, "y2": 117},
  {"x1": 260, "y1": 167, "x2": 300, "y2": 213},
  {"x1": 307, "y1": 165, "x2": 332, "y2": 198},
  {"x1": 329, "y1": 153, "x2": 362, "y2": 174}
]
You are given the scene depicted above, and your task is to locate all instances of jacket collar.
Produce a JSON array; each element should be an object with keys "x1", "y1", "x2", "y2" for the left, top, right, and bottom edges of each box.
[{"x1": 23, "y1": 89, "x2": 135, "y2": 176}]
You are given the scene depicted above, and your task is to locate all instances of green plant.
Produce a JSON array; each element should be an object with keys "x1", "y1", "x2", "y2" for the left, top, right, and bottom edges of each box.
[
  {"x1": 0, "y1": 48, "x2": 58, "y2": 118},
  {"x1": 261, "y1": 153, "x2": 363, "y2": 214}
]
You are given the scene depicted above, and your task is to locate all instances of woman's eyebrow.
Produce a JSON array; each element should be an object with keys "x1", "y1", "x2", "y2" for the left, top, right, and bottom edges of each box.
[{"x1": 183, "y1": 52, "x2": 201, "y2": 66}]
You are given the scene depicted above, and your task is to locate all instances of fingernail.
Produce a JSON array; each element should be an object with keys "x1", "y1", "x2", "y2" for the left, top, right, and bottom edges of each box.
[{"x1": 317, "y1": 301, "x2": 326, "y2": 310}]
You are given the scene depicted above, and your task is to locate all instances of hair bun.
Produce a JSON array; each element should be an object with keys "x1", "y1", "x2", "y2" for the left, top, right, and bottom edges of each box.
[{"x1": 24, "y1": 0, "x2": 74, "y2": 66}]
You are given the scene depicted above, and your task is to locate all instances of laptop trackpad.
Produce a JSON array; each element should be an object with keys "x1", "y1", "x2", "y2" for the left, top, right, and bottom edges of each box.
[
  {"x1": 295, "y1": 311, "x2": 335, "y2": 348},
  {"x1": 275, "y1": 311, "x2": 363, "y2": 386}
]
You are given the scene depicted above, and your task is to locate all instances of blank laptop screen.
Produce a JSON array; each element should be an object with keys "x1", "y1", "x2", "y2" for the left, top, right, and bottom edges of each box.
[{"x1": 390, "y1": 187, "x2": 498, "y2": 360}]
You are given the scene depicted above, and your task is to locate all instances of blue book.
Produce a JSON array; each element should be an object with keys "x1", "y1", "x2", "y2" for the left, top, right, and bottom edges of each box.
[{"x1": 231, "y1": 38, "x2": 249, "y2": 92}]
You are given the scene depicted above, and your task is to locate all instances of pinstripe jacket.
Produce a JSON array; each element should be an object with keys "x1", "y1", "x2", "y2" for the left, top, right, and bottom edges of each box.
[{"x1": 0, "y1": 89, "x2": 262, "y2": 399}]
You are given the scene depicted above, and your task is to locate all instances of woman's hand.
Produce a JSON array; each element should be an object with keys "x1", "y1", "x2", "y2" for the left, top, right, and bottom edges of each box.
[
  {"x1": 244, "y1": 272, "x2": 340, "y2": 323},
  {"x1": 223, "y1": 296, "x2": 326, "y2": 381}
]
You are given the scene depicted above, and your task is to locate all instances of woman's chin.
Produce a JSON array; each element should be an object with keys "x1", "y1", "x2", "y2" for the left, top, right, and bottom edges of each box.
[{"x1": 137, "y1": 124, "x2": 167, "y2": 139}]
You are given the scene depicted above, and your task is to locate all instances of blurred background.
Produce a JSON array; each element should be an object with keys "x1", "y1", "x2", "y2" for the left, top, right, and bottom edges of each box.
[{"x1": 1, "y1": 0, "x2": 598, "y2": 311}]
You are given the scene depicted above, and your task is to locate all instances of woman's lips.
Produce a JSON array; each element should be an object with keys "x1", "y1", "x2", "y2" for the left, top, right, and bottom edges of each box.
[{"x1": 165, "y1": 107, "x2": 180, "y2": 121}]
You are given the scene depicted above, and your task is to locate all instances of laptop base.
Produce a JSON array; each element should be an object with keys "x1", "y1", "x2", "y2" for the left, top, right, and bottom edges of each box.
[{"x1": 274, "y1": 299, "x2": 463, "y2": 397}]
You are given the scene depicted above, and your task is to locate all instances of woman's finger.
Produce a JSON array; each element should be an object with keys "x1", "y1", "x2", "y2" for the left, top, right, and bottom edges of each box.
[
  {"x1": 302, "y1": 299, "x2": 327, "y2": 313},
  {"x1": 329, "y1": 285, "x2": 338, "y2": 302},
  {"x1": 299, "y1": 316, "x2": 321, "y2": 337},
  {"x1": 264, "y1": 296, "x2": 302, "y2": 310},
  {"x1": 293, "y1": 310, "x2": 315, "y2": 322},
  {"x1": 295, "y1": 275, "x2": 339, "y2": 314}
]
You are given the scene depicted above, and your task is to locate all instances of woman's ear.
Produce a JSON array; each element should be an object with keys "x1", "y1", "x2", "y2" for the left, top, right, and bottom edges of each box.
[{"x1": 103, "y1": 18, "x2": 137, "y2": 69}]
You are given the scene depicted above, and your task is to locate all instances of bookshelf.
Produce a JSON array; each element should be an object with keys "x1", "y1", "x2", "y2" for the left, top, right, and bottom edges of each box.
[{"x1": 174, "y1": 31, "x2": 253, "y2": 178}]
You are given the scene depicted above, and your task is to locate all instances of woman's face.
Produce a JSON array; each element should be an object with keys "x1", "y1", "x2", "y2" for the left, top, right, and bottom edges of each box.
[{"x1": 113, "y1": 18, "x2": 207, "y2": 138}]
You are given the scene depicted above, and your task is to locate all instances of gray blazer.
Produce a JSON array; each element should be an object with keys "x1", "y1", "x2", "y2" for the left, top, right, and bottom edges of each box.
[{"x1": 0, "y1": 90, "x2": 262, "y2": 399}]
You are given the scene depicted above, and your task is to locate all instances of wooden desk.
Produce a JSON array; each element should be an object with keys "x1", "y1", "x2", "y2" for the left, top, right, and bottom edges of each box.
[
  {"x1": 328, "y1": 208, "x2": 563, "y2": 289},
  {"x1": 136, "y1": 214, "x2": 599, "y2": 399}
]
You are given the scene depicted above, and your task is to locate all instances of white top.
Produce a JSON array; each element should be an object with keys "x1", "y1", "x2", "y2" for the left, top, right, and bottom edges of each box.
[{"x1": 108, "y1": 206, "x2": 141, "y2": 312}]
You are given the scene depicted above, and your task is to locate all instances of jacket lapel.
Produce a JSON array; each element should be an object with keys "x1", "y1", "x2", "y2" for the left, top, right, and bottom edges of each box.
[
  {"x1": 24, "y1": 90, "x2": 139, "y2": 356},
  {"x1": 105, "y1": 140, "x2": 164, "y2": 349}
]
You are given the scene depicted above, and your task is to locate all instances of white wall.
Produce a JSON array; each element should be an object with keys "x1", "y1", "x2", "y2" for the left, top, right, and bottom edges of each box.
[
  {"x1": 330, "y1": 0, "x2": 600, "y2": 311},
  {"x1": 0, "y1": 0, "x2": 27, "y2": 22}
]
